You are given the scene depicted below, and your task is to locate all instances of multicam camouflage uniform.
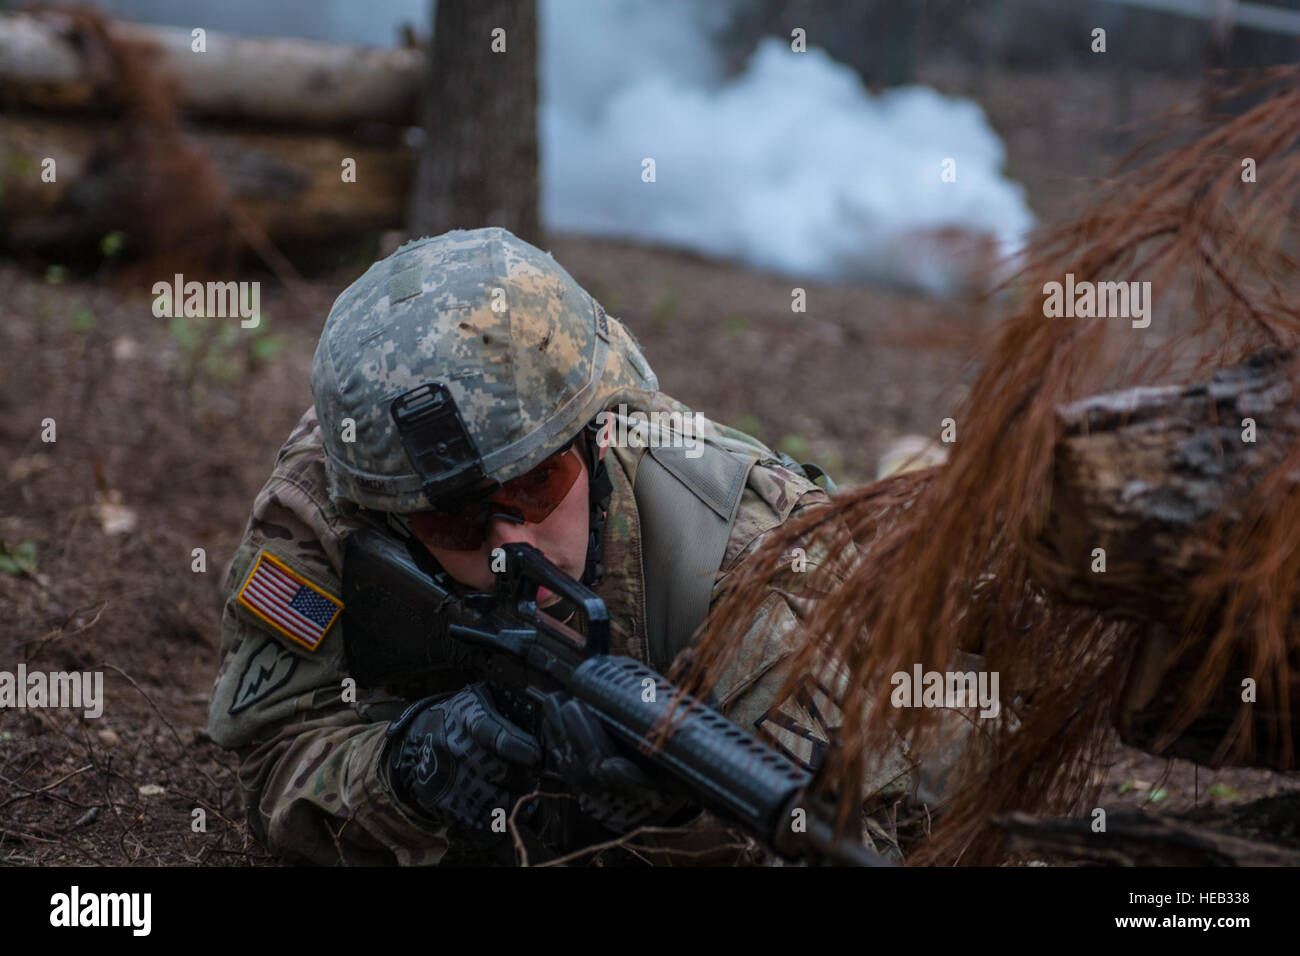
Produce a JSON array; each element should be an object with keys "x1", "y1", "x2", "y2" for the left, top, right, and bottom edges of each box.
[{"x1": 205, "y1": 229, "x2": 937, "y2": 865}]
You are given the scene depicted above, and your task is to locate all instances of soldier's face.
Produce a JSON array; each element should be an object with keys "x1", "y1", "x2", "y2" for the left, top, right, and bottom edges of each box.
[{"x1": 412, "y1": 444, "x2": 606, "y2": 605}]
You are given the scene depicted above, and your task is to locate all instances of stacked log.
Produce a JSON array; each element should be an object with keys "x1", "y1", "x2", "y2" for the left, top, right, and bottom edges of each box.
[{"x1": 0, "y1": 10, "x2": 422, "y2": 256}]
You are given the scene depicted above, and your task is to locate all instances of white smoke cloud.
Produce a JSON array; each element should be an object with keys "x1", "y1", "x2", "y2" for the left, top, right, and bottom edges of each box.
[{"x1": 541, "y1": 3, "x2": 1034, "y2": 295}]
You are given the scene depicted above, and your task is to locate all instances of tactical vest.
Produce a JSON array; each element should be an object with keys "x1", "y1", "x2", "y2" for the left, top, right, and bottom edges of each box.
[{"x1": 631, "y1": 431, "x2": 773, "y2": 670}]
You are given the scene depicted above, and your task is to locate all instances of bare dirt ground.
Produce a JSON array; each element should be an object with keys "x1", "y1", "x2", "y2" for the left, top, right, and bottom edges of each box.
[{"x1": 2, "y1": 66, "x2": 1296, "y2": 866}]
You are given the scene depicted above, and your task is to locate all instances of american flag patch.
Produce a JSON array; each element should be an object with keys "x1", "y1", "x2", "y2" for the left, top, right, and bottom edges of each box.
[{"x1": 237, "y1": 552, "x2": 342, "y2": 652}]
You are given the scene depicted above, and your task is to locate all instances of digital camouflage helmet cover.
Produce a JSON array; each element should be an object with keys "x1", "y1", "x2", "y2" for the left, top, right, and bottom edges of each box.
[{"x1": 311, "y1": 227, "x2": 659, "y2": 513}]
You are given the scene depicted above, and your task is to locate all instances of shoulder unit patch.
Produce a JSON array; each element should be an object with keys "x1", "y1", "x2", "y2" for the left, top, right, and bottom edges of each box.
[
  {"x1": 229, "y1": 639, "x2": 299, "y2": 714},
  {"x1": 237, "y1": 551, "x2": 343, "y2": 652}
]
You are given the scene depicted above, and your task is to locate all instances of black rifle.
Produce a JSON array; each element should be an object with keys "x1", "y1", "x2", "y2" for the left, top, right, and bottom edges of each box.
[{"x1": 341, "y1": 526, "x2": 889, "y2": 867}]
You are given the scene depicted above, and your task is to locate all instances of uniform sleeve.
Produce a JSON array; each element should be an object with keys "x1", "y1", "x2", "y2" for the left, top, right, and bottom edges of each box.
[
  {"x1": 702, "y1": 485, "x2": 979, "y2": 858},
  {"x1": 211, "y1": 604, "x2": 452, "y2": 866},
  {"x1": 703, "y1": 490, "x2": 918, "y2": 801},
  {"x1": 207, "y1": 462, "x2": 453, "y2": 866}
]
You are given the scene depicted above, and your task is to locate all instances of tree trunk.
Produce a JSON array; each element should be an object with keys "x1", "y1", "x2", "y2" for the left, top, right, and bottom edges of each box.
[{"x1": 407, "y1": 0, "x2": 540, "y2": 244}]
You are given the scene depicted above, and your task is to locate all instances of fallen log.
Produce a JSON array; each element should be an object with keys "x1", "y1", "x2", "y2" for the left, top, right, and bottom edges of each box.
[
  {"x1": 1032, "y1": 348, "x2": 1300, "y2": 769},
  {"x1": 1037, "y1": 348, "x2": 1297, "y2": 618},
  {"x1": 0, "y1": 114, "x2": 413, "y2": 251},
  {"x1": 0, "y1": 11, "x2": 421, "y2": 128},
  {"x1": 997, "y1": 793, "x2": 1300, "y2": 866}
]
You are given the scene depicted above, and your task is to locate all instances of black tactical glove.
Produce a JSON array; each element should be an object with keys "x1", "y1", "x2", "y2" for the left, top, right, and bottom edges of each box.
[
  {"x1": 385, "y1": 683, "x2": 541, "y2": 833},
  {"x1": 538, "y1": 692, "x2": 680, "y2": 834}
]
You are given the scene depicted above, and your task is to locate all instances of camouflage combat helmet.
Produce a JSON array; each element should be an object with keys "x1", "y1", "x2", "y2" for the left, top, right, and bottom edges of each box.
[{"x1": 311, "y1": 227, "x2": 659, "y2": 514}]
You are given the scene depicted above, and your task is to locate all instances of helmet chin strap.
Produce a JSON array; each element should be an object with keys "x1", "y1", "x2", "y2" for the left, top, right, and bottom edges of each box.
[
  {"x1": 480, "y1": 421, "x2": 609, "y2": 589},
  {"x1": 581, "y1": 419, "x2": 613, "y2": 589},
  {"x1": 534, "y1": 421, "x2": 610, "y2": 628}
]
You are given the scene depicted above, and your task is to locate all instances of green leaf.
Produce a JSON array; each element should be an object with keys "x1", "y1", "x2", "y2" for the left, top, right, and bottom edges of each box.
[
  {"x1": 70, "y1": 307, "x2": 95, "y2": 332},
  {"x1": 1209, "y1": 783, "x2": 1242, "y2": 801},
  {"x1": 45, "y1": 264, "x2": 67, "y2": 285},
  {"x1": 10, "y1": 153, "x2": 35, "y2": 177},
  {"x1": 0, "y1": 731, "x2": 12, "y2": 741},
  {"x1": 169, "y1": 316, "x2": 200, "y2": 352},
  {"x1": 653, "y1": 293, "x2": 677, "y2": 327},
  {"x1": 1119, "y1": 780, "x2": 1133, "y2": 794},
  {"x1": 817, "y1": 451, "x2": 843, "y2": 481},
  {"x1": 731, "y1": 414, "x2": 764, "y2": 441},
  {"x1": 777, "y1": 434, "x2": 811, "y2": 462},
  {"x1": 598, "y1": 288, "x2": 622, "y2": 315},
  {"x1": 99, "y1": 230, "x2": 126, "y2": 257},
  {"x1": 0, "y1": 539, "x2": 37, "y2": 575},
  {"x1": 1150, "y1": 788, "x2": 1168, "y2": 803},
  {"x1": 250, "y1": 334, "x2": 283, "y2": 363},
  {"x1": 723, "y1": 315, "x2": 749, "y2": 339},
  {"x1": 14, "y1": 539, "x2": 37, "y2": 570},
  {"x1": 204, "y1": 353, "x2": 242, "y2": 383}
]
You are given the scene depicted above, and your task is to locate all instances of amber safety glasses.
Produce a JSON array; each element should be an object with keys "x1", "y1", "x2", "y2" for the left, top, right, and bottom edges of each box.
[{"x1": 407, "y1": 444, "x2": 585, "y2": 551}]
